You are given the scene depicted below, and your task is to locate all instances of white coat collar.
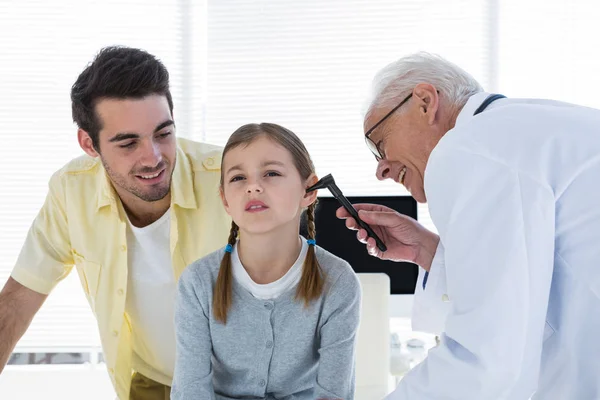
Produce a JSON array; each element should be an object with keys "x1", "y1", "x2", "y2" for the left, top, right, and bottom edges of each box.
[
  {"x1": 423, "y1": 92, "x2": 492, "y2": 199},
  {"x1": 454, "y1": 91, "x2": 493, "y2": 128}
]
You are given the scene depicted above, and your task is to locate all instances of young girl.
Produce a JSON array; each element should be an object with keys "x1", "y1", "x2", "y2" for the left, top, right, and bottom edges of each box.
[{"x1": 172, "y1": 123, "x2": 361, "y2": 400}]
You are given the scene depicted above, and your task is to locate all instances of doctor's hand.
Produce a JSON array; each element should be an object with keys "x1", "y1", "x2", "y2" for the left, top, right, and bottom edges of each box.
[{"x1": 336, "y1": 203, "x2": 440, "y2": 271}]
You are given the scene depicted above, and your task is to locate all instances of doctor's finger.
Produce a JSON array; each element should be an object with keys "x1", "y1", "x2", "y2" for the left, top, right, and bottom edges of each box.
[
  {"x1": 366, "y1": 237, "x2": 383, "y2": 259},
  {"x1": 345, "y1": 217, "x2": 358, "y2": 230},
  {"x1": 356, "y1": 228, "x2": 368, "y2": 244},
  {"x1": 336, "y1": 206, "x2": 351, "y2": 219}
]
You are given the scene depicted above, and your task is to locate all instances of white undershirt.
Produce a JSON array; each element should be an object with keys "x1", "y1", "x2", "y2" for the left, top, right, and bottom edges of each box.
[
  {"x1": 125, "y1": 209, "x2": 176, "y2": 385},
  {"x1": 231, "y1": 236, "x2": 308, "y2": 300}
]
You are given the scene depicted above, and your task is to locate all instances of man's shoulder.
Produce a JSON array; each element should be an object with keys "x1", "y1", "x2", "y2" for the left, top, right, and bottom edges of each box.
[
  {"x1": 47, "y1": 154, "x2": 103, "y2": 191},
  {"x1": 59, "y1": 154, "x2": 101, "y2": 174},
  {"x1": 176, "y1": 138, "x2": 224, "y2": 173}
]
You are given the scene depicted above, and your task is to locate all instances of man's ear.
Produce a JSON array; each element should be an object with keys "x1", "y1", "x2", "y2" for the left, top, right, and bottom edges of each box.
[
  {"x1": 413, "y1": 83, "x2": 440, "y2": 125},
  {"x1": 77, "y1": 129, "x2": 100, "y2": 157},
  {"x1": 302, "y1": 174, "x2": 319, "y2": 207}
]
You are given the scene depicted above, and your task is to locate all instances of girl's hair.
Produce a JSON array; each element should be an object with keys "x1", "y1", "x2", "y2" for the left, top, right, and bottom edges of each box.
[{"x1": 213, "y1": 123, "x2": 324, "y2": 324}]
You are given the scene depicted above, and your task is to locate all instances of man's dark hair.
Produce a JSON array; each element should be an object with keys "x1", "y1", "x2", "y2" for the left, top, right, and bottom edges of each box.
[{"x1": 71, "y1": 46, "x2": 174, "y2": 151}]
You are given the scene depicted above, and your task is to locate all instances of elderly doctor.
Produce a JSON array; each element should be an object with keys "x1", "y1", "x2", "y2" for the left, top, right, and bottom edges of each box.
[{"x1": 338, "y1": 52, "x2": 600, "y2": 399}]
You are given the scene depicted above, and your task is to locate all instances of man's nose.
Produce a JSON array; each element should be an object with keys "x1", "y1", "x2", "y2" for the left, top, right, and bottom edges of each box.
[{"x1": 140, "y1": 141, "x2": 163, "y2": 167}]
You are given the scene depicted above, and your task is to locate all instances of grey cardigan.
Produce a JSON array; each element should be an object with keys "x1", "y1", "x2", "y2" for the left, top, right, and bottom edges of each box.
[{"x1": 172, "y1": 246, "x2": 361, "y2": 400}]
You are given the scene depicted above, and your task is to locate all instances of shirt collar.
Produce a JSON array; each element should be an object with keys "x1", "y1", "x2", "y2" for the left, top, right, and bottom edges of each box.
[
  {"x1": 169, "y1": 144, "x2": 199, "y2": 209},
  {"x1": 96, "y1": 163, "x2": 117, "y2": 213}
]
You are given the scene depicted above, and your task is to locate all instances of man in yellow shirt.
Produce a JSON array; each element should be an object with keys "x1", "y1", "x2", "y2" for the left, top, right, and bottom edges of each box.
[{"x1": 0, "y1": 46, "x2": 231, "y2": 399}]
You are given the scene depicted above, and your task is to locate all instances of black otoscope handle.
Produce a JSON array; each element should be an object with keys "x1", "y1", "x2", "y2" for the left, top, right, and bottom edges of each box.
[{"x1": 333, "y1": 192, "x2": 388, "y2": 252}]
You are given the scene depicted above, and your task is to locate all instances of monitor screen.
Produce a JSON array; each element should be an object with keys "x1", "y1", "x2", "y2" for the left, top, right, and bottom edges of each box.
[{"x1": 303, "y1": 195, "x2": 419, "y2": 295}]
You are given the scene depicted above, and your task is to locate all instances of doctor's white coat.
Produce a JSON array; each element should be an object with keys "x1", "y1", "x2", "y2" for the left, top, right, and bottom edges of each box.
[{"x1": 387, "y1": 93, "x2": 600, "y2": 400}]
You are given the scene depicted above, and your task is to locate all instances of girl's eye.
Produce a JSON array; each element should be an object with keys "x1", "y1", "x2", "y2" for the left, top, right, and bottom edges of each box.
[
  {"x1": 230, "y1": 176, "x2": 245, "y2": 182},
  {"x1": 266, "y1": 171, "x2": 281, "y2": 177}
]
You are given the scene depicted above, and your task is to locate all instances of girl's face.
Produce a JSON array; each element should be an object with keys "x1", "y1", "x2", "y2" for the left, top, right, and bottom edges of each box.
[{"x1": 221, "y1": 136, "x2": 316, "y2": 235}]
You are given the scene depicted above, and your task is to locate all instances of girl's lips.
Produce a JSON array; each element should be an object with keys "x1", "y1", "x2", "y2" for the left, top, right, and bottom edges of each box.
[{"x1": 245, "y1": 200, "x2": 269, "y2": 211}]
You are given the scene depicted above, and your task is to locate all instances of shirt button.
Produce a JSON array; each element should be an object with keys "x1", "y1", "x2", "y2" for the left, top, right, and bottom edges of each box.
[
  {"x1": 264, "y1": 303, "x2": 273, "y2": 310},
  {"x1": 117, "y1": 289, "x2": 124, "y2": 296},
  {"x1": 121, "y1": 245, "x2": 127, "y2": 252},
  {"x1": 259, "y1": 379, "x2": 266, "y2": 387},
  {"x1": 112, "y1": 330, "x2": 119, "y2": 337},
  {"x1": 266, "y1": 340, "x2": 273, "y2": 349},
  {"x1": 206, "y1": 157, "x2": 214, "y2": 166},
  {"x1": 442, "y1": 294, "x2": 450, "y2": 302}
]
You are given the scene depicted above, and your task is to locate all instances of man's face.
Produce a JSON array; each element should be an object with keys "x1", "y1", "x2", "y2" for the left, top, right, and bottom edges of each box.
[
  {"x1": 82, "y1": 95, "x2": 177, "y2": 203},
  {"x1": 364, "y1": 86, "x2": 441, "y2": 203}
]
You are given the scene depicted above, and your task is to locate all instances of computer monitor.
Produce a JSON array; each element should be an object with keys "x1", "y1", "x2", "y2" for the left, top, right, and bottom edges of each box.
[{"x1": 303, "y1": 195, "x2": 419, "y2": 295}]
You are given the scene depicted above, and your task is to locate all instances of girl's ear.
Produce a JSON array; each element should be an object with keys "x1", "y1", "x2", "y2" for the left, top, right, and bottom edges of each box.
[
  {"x1": 302, "y1": 174, "x2": 319, "y2": 208},
  {"x1": 220, "y1": 187, "x2": 232, "y2": 215}
]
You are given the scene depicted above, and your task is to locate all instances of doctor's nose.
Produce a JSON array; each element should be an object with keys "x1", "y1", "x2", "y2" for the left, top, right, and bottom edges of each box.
[
  {"x1": 376, "y1": 159, "x2": 393, "y2": 181},
  {"x1": 376, "y1": 160, "x2": 404, "y2": 183}
]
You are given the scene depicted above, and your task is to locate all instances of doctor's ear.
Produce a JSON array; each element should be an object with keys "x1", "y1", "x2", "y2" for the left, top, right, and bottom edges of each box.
[{"x1": 413, "y1": 83, "x2": 439, "y2": 124}]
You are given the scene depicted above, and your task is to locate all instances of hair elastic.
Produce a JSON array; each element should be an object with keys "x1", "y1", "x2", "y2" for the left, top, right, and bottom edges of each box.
[
  {"x1": 225, "y1": 244, "x2": 233, "y2": 253},
  {"x1": 307, "y1": 239, "x2": 316, "y2": 246}
]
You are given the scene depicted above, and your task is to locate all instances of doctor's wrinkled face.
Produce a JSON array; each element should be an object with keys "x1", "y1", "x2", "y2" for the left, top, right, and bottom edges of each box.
[
  {"x1": 364, "y1": 104, "x2": 428, "y2": 203},
  {"x1": 363, "y1": 85, "x2": 444, "y2": 203}
]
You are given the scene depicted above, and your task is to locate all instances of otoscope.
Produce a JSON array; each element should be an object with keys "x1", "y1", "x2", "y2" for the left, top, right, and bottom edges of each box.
[{"x1": 306, "y1": 174, "x2": 387, "y2": 252}]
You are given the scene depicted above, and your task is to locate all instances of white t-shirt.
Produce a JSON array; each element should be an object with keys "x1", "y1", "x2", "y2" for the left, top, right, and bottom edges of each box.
[
  {"x1": 125, "y1": 210, "x2": 176, "y2": 386},
  {"x1": 231, "y1": 236, "x2": 308, "y2": 300}
]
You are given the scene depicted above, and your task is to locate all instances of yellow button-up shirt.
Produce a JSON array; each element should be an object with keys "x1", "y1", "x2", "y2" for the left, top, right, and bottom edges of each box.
[{"x1": 11, "y1": 138, "x2": 232, "y2": 399}]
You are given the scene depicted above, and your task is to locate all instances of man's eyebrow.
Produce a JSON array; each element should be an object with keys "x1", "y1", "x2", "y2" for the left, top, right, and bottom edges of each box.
[
  {"x1": 108, "y1": 120, "x2": 175, "y2": 143},
  {"x1": 108, "y1": 132, "x2": 139, "y2": 143},
  {"x1": 154, "y1": 120, "x2": 175, "y2": 133}
]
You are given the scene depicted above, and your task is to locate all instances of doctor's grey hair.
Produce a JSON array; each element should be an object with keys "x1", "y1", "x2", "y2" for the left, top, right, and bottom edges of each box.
[{"x1": 365, "y1": 52, "x2": 483, "y2": 117}]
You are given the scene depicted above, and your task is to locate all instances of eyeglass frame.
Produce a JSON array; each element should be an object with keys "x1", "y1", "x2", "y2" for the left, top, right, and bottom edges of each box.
[{"x1": 364, "y1": 92, "x2": 413, "y2": 161}]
